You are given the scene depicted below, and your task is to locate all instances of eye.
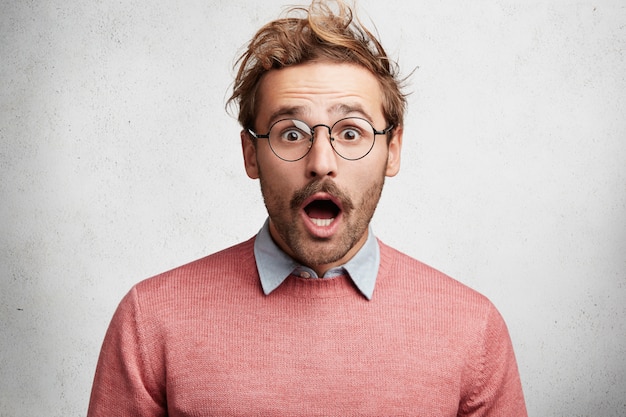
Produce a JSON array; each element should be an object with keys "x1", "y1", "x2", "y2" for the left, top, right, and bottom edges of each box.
[
  {"x1": 280, "y1": 128, "x2": 307, "y2": 142},
  {"x1": 336, "y1": 126, "x2": 363, "y2": 141}
]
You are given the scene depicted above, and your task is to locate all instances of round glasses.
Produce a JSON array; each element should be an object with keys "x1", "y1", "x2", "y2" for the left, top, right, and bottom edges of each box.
[{"x1": 247, "y1": 117, "x2": 394, "y2": 161}]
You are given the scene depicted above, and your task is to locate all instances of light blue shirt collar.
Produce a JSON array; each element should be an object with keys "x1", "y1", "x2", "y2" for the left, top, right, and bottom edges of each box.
[{"x1": 253, "y1": 219, "x2": 379, "y2": 300}]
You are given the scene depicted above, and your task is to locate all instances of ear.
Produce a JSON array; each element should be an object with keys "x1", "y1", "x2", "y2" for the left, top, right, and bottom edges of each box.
[
  {"x1": 241, "y1": 130, "x2": 259, "y2": 179},
  {"x1": 385, "y1": 125, "x2": 403, "y2": 177}
]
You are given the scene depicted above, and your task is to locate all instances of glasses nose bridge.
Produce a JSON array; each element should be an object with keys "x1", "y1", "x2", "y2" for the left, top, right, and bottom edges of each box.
[{"x1": 309, "y1": 123, "x2": 334, "y2": 142}]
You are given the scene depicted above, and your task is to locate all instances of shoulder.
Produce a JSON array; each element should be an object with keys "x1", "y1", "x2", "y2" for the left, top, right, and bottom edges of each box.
[
  {"x1": 131, "y1": 237, "x2": 259, "y2": 300},
  {"x1": 376, "y1": 239, "x2": 493, "y2": 311},
  {"x1": 375, "y1": 239, "x2": 513, "y2": 347}
]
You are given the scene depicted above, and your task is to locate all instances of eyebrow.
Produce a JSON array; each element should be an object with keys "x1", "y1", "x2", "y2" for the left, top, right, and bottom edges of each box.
[
  {"x1": 267, "y1": 106, "x2": 307, "y2": 125},
  {"x1": 330, "y1": 103, "x2": 374, "y2": 122},
  {"x1": 266, "y1": 103, "x2": 374, "y2": 127}
]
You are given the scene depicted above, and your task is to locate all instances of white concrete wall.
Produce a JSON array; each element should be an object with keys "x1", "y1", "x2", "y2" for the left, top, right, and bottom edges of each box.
[{"x1": 1, "y1": 1, "x2": 624, "y2": 415}]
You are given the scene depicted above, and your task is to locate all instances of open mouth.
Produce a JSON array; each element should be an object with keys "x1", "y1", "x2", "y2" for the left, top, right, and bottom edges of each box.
[{"x1": 304, "y1": 199, "x2": 341, "y2": 227}]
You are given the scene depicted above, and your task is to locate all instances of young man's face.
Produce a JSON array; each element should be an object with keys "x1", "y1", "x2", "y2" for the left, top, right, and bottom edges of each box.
[{"x1": 242, "y1": 61, "x2": 402, "y2": 276}]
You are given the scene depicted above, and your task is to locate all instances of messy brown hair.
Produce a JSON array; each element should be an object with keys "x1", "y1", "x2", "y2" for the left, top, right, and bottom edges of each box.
[{"x1": 227, "y1": 0, "x2": 407, "y2": 134}]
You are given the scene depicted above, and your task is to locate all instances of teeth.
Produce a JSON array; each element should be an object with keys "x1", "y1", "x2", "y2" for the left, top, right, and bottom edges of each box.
[{"x1": 311, "y1": 218, "x2": 334, "y2": 227}]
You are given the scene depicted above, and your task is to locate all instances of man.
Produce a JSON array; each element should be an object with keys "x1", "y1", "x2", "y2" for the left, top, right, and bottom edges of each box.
[{"x1": 88, "y1": 1, "x2": 527, "y2": 415}]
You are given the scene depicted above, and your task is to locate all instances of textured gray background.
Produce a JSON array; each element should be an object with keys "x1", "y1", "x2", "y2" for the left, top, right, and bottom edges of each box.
[{"x1": 1, "y1": 1, "x2": 625, "y2": 415}]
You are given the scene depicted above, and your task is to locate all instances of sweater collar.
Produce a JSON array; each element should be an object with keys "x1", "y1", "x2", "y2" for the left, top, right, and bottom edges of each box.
[{"x1": 253, "y1": 218, "x2": 379, "y2": 300}]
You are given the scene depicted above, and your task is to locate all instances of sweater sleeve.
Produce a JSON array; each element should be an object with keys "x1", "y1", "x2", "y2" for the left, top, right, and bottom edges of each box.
[
  {"x1": 459, "y1": 303, "x2": 527, "y2": 417},
  {"x1": 87, "y1": 287, "x2": 167, "y2": 417}
]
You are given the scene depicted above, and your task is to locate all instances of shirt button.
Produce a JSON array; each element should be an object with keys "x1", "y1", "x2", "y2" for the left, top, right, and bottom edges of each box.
[{"x1": 300, "y1": 271, "x2": 311, "y2": 279}]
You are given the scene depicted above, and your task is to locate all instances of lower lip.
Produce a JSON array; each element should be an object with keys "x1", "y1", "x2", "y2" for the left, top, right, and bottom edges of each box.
[{"x1": 300, "y1": 211, "x2": 342, "y2": 239}]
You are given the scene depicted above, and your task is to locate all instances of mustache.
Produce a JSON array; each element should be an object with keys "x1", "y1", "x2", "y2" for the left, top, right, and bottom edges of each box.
[{"x1": 290, "y1": 180, "x2": 355, "y2": 213}]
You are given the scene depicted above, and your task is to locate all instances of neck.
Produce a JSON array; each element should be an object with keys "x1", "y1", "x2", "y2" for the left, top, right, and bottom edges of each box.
[{"x1": 268, "y1": 220, "x2": 369, "y2": 276}]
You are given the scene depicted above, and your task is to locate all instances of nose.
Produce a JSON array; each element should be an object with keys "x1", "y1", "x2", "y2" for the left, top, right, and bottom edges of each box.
[{"x1": 305, "y1": 125, "x2": 338, "y2": 179}]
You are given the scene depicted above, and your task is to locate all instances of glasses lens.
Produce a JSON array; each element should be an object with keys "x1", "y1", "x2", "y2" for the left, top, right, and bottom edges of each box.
[
  {"x1": 268, "y1": 119, "x2": 312, "y2": 161},
  {"x1": 330, "y1": 117, "x2": 376, "y2": 160}
]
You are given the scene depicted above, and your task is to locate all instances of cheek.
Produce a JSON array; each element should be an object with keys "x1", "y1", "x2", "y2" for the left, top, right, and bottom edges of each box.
[
  {"x1": 257, "y1": 160, "x2": 301, "y2": 196},
  {"x1": 256, "y1": 149, "x2": 288, "y2": 179},
  {"x1": 342, "y1": 170, "x2": 384, "y2": 207},
  {"x1": 349, "y1": 157, "x2": 388, "y2": 184}
]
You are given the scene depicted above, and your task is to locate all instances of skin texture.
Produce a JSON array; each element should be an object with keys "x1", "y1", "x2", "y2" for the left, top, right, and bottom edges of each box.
[{"x1": 242, "y1": 61, "x2": 403, "y2": 276}]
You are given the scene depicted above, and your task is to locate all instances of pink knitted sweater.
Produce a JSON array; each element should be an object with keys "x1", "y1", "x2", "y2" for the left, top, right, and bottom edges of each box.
[{"x1": 88, "y1": 237, "x2": 526, "y2": 416}]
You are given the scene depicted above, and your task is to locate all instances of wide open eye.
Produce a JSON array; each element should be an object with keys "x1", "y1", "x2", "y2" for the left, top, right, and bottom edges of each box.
[
  {"x1": 272, "y1": 119, "x2": 311, "y2": 144},
  {"x1": 333, "y1": 118, "x2": 369, "y2": 142},
  {"x1": 280, "y1": 128, "x2": 307, "y2": 143},
  {"x1": 336, "y1": 127, "x2": 363, "y2": 142}
]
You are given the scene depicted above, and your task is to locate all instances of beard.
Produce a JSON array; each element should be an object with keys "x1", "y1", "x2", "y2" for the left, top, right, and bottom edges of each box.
[{"x1": 258, "y1": 174, "x2": 385, "y2": 269}]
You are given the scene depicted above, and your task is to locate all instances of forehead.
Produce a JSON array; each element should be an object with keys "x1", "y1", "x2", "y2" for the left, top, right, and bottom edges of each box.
[{"x1": 255, "y1": 62, "x2": 384, "y2": 127}]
